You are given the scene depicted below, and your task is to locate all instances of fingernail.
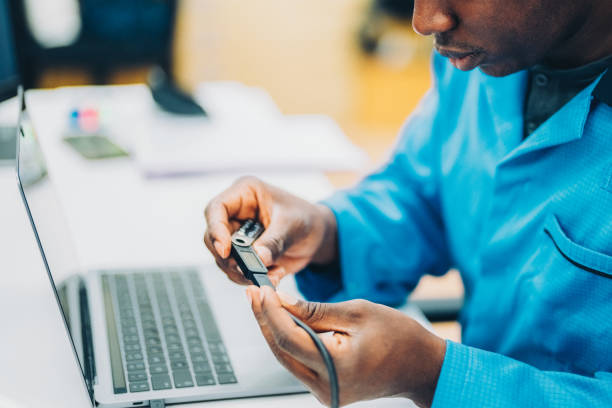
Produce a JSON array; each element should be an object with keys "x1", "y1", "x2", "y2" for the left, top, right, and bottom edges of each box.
[
  {"x1": 245, "y1": 289, "x2": 252, "y2": 306},
  {"x1": 276, "y1": 291, "x2": 298, "y2": 306},
  {"x1": 214, "y1": 241, "x2": 225, "y2": 258},
  {"x1": 254, "y1": 245, "x2": 272, "y2": 265},
  {"x1": 259, "y1": 287, "x2": 266, "y2": 303}
]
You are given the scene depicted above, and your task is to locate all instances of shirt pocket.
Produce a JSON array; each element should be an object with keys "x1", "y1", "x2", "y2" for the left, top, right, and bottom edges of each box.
[{"x1": 543, "y1": 214, "x2": 612, "y2": 278}]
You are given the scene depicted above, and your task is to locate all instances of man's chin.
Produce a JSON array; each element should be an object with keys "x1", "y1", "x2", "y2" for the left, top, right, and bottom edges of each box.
[{"x1": 478, "y1": 62, "x2": 523, "y2": 77}]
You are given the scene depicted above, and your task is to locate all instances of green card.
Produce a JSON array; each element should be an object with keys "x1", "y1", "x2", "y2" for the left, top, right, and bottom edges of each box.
[{"x1": 64, "y1": 135, "x2": 128, "y2": 160}]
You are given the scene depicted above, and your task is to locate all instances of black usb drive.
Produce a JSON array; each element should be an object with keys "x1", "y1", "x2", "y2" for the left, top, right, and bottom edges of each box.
[{"x1": 230, "y1": 219, "x2": 275, "y2": 288}]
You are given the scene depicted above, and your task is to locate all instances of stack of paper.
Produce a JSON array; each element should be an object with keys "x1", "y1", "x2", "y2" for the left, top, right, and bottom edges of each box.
[{"x1": 134, "y1": 82, "x2": 369, "y2": 177}]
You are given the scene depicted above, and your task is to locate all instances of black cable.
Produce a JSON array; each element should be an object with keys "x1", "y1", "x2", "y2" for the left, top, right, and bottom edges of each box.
[
  {"x1": 289, "y1": 314, "x2": 339, "y2": 408},
  {"x1": 251, "y1": 275, "x2": 339, "y2": 408},
  {"x1": 230, "y1": 219, "x2": 340, "y2": 408}
]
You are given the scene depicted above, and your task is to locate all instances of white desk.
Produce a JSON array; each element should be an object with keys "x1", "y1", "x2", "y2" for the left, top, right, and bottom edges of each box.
[{"x1": 0, "y1": 91, "x2": 422, "y2": 407}]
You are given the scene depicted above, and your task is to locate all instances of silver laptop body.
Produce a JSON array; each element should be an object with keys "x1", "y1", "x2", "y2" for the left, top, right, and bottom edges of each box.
[{"x1": 15, "y1": 88, "x2": 304, "y2": 407}]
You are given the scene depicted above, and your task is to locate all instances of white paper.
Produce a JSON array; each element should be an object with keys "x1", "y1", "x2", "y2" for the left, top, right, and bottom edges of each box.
[
  {"x1": 135, "y1": 112, "x2": 369, "y2": 177},
  {"x1": 135, "y1": 81, "x2": 369, "y2": 177}
]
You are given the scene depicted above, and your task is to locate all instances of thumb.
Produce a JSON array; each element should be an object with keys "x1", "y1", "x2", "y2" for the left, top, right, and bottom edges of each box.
[
  {"x1": 276, "y1": 291, "x2": 357, "y2": 333},
  {"x1": 253, "y1": 221, "x2": 292, "y2": 266}
]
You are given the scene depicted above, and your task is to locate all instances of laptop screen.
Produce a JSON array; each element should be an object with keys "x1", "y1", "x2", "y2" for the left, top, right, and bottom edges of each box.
[
  {"x1": 0, "y1": 0, "x2": 19, "y2": 102},
  {"x1": 16, "y1": 98, "x2": 95, "y2": 405}
]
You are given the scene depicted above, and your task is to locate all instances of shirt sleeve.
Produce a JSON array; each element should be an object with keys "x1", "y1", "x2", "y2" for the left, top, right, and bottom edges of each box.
[
  {"x1": 296, "y1": 54, "x2": 454, "y2": 306},
  {"x1": 433, "y1": 341, "x2": 612, "y2": 408}
]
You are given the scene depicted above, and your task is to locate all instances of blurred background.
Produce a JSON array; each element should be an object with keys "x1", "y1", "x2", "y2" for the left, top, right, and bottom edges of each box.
[
  {"x1": 8, "y1": 0, "x2": 463, "y2": 340},
  {"x1": 11, "y1": 0, "x2": 432, "y2": 168}
]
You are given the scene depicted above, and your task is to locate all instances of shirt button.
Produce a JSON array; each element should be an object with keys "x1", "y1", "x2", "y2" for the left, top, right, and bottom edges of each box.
[{"x1": 534, "y1": 73, "x2": 549, "y2": 87}]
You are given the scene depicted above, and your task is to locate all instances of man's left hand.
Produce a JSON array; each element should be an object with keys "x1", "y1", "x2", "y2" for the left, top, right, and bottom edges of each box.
[{"x1": 246, "y1": 286, "x2": 446, "y2": 408}]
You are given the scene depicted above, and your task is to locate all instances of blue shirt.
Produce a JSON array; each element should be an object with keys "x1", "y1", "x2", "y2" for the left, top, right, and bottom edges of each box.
[{"x1": 296, "y1": 53, "x2": 612, "y2": 407}]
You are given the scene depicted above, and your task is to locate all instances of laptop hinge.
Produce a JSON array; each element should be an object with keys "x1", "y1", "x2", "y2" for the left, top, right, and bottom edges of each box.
[
  {"x1": 150, "y1": 400, "x2": 165, "y2": 408},
  {"x1": 79, "y1": 280, "x2": 97, "y2": 398}
]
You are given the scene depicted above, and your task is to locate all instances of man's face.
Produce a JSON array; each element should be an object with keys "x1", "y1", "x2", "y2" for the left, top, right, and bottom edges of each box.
[{"x1": 413, "y1": 0, "x2": 586, "y2": 76}]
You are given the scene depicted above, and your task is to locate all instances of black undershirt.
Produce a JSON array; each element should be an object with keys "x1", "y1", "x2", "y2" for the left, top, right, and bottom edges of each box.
[{"x1": 524, "y1": 55, "x2": 612, "y2": 138}]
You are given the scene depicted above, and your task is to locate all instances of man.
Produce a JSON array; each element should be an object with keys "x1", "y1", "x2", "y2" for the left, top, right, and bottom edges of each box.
[{"x1": 204, "y1": 0, "x2": 612, "y2": 406}]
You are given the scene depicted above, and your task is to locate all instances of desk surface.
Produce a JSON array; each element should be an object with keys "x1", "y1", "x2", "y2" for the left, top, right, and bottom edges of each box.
[{"x1": 0, "y1": 92, "x2": 422, "y2": 407}]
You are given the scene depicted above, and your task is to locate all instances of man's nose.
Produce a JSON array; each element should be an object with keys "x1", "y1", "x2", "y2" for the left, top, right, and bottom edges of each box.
[{"x1": 412, "y1": 0, "x2": 456, "y2": 36}]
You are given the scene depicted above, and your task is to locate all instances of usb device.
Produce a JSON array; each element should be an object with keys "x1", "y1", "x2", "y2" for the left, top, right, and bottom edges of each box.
[
  {"x1": 230, "y1": 219, "x2": 339, "y2": 408},
  {"x1": 230, "y1": 219, "x2": 275, "y2": 288}
]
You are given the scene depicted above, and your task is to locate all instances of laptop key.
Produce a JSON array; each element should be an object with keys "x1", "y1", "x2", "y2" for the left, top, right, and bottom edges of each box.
[
  {"x1": 123, "y1": 335, "x2": 139, "y2": 344},
  {"x1": 128, "y1": 372, "x2": 147, "y2": 382},
  {"x1": 146, "y1": 337, "x2": 161, "y2": 347},
  {"x1": 151, "y1": 374, "x2": 172, "y2": 390},
  {"x1": 171, "y1": 360, "x2": 188, "y2": 370},
  {"x1": 168, "y1": 351, "x2": 185, "y2": 360},
  {"x1": 148, "y1": 354, "x2": 165, "y2": 365},
  {"x1": 129, "y1": 381, "x2": 150, "y2": 392},
  {"x1": 189, "y1": 345, "x2": 205, "y2": 354},
  {"x1": 186, "y1": 336, "x2": 202, "y2": 345},
  {"x1": 173, "y1": 370, "x2": 194, "y2": 388},
  {"x1": 191, "y1": 355, "x2": 208, "y2": 363},
  {"x1": 124, "y1": 343, "x2": 140, "y2": 352},
  {"x1": 211, "y1": 354, "x2": 229, "y2": 364},
  {"x1": 214, "y1": 363, "x2": 233, "y2": 374},
  {"x1": 150, "y1": 364, "x2": 168, "y2": 374},
  {"x1": 167, "y1": 343, "x2": 183, "y2": 352},
  {"x1": 126, "y1": 352, "x2": 143, "y2": 361},
  {"x1": 184, "y1": 328, "x2": 199, "y2": 338},
  {"x1": 166, "y1": 334, "x2": 181, "y2": 344},
  {"x1": 195, "y1": 373, "x2": 216, "y2": 386},
  {"x1": 127, "y1": 362, "x2": 145, "y2": 371},
  {"x1": 121, "y1": 317, "x2": 136, "y2": 327},
  {"x1": 208, "y1": 342, "x2": 226, "y2": 354},
  {"x1": 217, "y1": 373, "x2": 237, "y2": 384},
  {"x1": 192, "y1": 363, "x2": 212, "y2": 373},
  {"x1": 143, "y1": 328, "x2": 159, "y2": 337},
  {"x1": 147, "y1": 345, "x2": 163, "y2": 354}
]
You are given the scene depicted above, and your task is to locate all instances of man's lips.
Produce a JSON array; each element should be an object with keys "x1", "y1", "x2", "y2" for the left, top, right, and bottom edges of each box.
[{"x1": 436, "y1": 47, "x2": 485, "y2": 71}]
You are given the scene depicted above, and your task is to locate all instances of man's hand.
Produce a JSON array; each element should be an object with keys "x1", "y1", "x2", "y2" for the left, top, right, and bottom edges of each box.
[
  {"x1": 246, "y1": 285, "x2": 446, "y2": 408},
  {"x1": 204, "y1": 176, "x2": 337, "y2": 286}
]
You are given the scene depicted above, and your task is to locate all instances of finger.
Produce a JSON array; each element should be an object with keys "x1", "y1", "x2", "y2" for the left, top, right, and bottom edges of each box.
[
  {"x1": 252, "y1": 214, "x2": 294, "y2": 266},
  {"x1": 276, "y1": 292, "x2": 362, "y2": 333},
  {"x1": 246, "y1": 287, "x2": 319, "y2": 385},
  {"x1": 204, "y1": 191, "x2": 256, "y2": 259},
  {"x1": 220, "y1": 260, "x2": 252, "y2": 286},
  {"x1": 266, "y1": 265, "x2": 286, "y2": 287},
  {"x1": 203, "y1": 201, "x2": 233, "y2": 259},
  {"x1": 204, "y1": 233, "x2": 251, "y2": 284},
  {"x1": 208, "y1": 246, "x2": 250, "y2": 286},
  {"x1": 251, "y1": 286, "x2": 324, "y2": 370},
  {"x1": 267, "y1": 254, "x2": 311, "y2": 277},
  {"x1": 203, "y1": 231, "x2": 226, "y2": 261}
]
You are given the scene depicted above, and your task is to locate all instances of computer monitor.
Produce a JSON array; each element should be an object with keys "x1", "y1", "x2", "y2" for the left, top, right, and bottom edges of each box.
[{"x1": 0, "y1": 0, "x2": 19, "y2": 102}]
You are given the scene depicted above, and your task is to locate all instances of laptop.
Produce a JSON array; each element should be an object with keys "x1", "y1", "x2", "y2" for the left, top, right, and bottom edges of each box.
[{"x1": 15, "y1": 86, "x2": 304, "y2": 406}]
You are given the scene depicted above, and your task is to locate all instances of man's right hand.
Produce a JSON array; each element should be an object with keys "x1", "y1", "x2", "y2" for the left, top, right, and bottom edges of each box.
[{"x1": 203, "y1": 176, "x2": 337, "y2": 286}]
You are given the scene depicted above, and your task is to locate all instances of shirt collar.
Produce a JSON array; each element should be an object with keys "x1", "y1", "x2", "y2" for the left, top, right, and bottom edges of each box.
[
  {"x1": 531, "y1": 54, "x2": 612, "y2": 84},
  {"x1": 498, "y1": 73, "x2": 604, "y2": 166}
]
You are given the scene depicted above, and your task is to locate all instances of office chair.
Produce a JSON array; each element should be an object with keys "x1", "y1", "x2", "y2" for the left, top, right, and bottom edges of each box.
[{"x1": 9, "y1": 0, "x2": 177, "y2": 87}]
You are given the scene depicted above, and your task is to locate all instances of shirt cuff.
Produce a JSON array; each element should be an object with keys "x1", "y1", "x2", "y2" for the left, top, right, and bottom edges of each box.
[
  {"x1": 432, "y1": 341, "x2": 472, "y2": 408},
  {"x1": 432, "y1": 341, "x2": 513, "y2": 408}
]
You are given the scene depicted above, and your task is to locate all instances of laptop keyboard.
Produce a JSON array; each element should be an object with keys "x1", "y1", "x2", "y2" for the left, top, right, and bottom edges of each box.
[{"x1": 101, "y1": 269, "x2": 237, "y2": 394}]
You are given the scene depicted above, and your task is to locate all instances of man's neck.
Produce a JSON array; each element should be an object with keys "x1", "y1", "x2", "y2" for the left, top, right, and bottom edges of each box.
[{"x1": 544, "y1": 0, "x2": 612, "y2": 69}]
